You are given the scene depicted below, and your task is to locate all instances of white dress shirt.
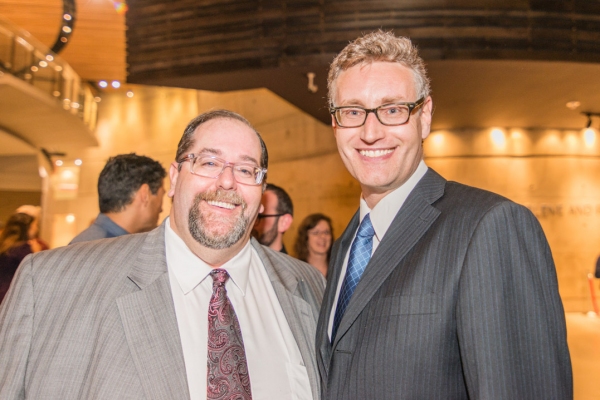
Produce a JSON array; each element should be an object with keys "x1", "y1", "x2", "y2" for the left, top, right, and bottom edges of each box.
[
  {"x1": 328, "y1": 161, "x2": 429, "y2": 339},
  {"x1": 165, "y1": 218, "x2": 312, "y2": 400}
]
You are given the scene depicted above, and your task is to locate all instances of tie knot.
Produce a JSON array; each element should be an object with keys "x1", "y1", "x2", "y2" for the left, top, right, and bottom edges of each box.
[
  {"x1": 210, "y1": 269, "x2": 229, "y2": 287},
  {"x1": 357, "y1": 214, "x2": 375, "y2": 238}
]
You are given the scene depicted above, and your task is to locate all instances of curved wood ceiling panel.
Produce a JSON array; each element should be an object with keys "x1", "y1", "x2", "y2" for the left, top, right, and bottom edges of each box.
[{"x1": 0, "y1": 0, "x2": 126, "y2": 81}]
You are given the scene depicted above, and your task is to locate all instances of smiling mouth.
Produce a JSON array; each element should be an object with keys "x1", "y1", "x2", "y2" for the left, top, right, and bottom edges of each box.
[
  {"x1": 359, "y1": 149, "x2": 394, "y2": 158},
  {"x1": 207, "y1": 200, "x2": 236, "y2": 210}
]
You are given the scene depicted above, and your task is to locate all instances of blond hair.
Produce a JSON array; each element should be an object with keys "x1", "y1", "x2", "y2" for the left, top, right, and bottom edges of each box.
[{"x1": 327, "y1": 30, "x2": 431, "y2": 107}]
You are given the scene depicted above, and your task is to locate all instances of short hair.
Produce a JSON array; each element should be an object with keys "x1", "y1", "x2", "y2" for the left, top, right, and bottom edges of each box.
[
  {"x1": 98, "y1": 154, "x2": 166, "y2": 213},
  {"x1": 175, "y1": 109, "x2": 268, "y2": 170},
  {"x1": 294, "y1": 213, "x2": 334, "y2": 263},
  {"x1": 266, "y1": 183, "x2": 293, "y2": 216},
  {"x1": 328, "y1": 30, "x2": 431, "y2": 107}
]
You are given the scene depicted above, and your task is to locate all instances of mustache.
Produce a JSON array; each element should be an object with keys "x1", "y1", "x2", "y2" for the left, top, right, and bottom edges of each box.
[{"x1": 199, "y1": 189, "x2": 246, "y2": 209}]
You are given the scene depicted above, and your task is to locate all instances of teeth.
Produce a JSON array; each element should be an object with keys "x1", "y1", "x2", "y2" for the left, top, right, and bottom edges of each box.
[
  {"x1": 207, "y1": 200, "x2": 235, "y2": 209},
  {"x1": 359, "y1": 149, "x2": 393, "y2": 158}
]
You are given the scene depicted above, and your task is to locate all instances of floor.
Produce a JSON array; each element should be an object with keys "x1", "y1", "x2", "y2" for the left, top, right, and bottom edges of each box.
[{"x1": 566, "y1": 312, "x2": 600, "y2": 400}]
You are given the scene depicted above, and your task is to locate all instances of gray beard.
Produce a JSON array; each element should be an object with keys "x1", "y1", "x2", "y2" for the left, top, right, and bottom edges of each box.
[{"x1": 188, "y1": 191, "x2": 248, "y2": 249}]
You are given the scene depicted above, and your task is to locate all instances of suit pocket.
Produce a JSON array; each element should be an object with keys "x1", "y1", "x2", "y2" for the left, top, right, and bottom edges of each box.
[{"x1": 369, "y1": 294, "x2": 439, "y2": 316}]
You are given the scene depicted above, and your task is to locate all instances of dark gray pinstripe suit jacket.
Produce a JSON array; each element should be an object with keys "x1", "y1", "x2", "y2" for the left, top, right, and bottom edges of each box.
[
  {"x1": 316, "y1": 168, "x2": 572, "y2": 399},
  {"x1": 0, "y1": 223, "x2": 324, "y2": 399}
]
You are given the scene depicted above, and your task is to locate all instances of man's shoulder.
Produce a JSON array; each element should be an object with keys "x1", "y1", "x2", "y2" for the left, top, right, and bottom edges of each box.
[{"x1": 255, "y1": 243, "x2": 325, "y2": 286}]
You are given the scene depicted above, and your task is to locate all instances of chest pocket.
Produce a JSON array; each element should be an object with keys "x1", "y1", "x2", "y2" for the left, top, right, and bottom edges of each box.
[{"x1": 369, "y1": 294, "x2": 439, "y2": 317}]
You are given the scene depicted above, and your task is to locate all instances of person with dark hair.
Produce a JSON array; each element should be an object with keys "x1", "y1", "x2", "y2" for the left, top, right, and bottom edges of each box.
[
  {"x1": 294, "y1": 214, "x2": 333, "y2": 277},
  {"x1": 0, "y1": 109, "x2": 324, "y2": 400},
  {"x1": 0, "y1": 213, "x2": 42, "y2": 303},
  {"x1": 69, "y1": 153, "x2": 167, "y2": 244},
  {"x1": 252, "y1": 183, "x2": 294, "y2": 253},
  {"x1": 316, "y1": 30, "x2": 572, "y2": 399}
]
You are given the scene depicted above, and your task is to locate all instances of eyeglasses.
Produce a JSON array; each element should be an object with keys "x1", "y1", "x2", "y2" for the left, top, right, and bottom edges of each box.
[
  {"x1": 179, "y1": 154, "x2": 267, "y2": 186},
  {"x1": 308, "y1": 230, "x2": 332, "y2": 237},
  {"x1": 330, "y1": 97, "x2": 425, "y2": 128},
  {"x1": 256, "y1": 213, "x2": 286, "y2": 220}
]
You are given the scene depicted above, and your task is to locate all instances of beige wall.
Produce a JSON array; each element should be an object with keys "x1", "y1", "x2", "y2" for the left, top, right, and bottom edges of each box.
[{"x1": 41, "y1": 85, "x2": 600, "y2": 312}]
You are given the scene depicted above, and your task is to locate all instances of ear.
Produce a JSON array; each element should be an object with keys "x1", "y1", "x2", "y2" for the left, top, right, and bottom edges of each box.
[
  {"x1": 331, "y1": 115, "x2": 339, "y2": 138},
  {"x1": 168, "y1": 162, "x2": 179, "y2": 198},
  {"x1": 277, "y1": 213, "x2": 293, "y2": 233},
  {"x1": 259, "y1": 203, "x2": 265, "y2": 214},
  {"x1": 420, "y1": 96, "x2": 433, "y2": 140}
]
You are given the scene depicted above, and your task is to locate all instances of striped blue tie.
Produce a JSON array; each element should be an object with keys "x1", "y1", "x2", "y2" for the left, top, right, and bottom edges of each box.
[{"x1": 332, "y1": 214, "x2": 375, "y2": 341}]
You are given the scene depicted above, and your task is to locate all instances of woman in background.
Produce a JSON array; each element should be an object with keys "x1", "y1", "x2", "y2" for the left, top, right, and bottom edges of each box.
[
  {"x1": 0, "y1": 212, "x2": 42, "y2": 303},
  {"x1": 294, "y1": 213, "x2": 334, "y2": 277}
]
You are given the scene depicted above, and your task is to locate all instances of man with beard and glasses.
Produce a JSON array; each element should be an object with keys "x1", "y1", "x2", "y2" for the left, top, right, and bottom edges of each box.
[
  {"x1": 252, "y1": 183, "x2": 294, "y2": 253},
  {"x1": 0, "y1": 110, "x2": 325, "y2": 400}
]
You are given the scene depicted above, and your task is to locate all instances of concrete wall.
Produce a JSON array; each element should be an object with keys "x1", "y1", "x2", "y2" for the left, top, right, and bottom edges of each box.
[{"x1": 40, "y1": 85, "x2": 600, "y2": 312}]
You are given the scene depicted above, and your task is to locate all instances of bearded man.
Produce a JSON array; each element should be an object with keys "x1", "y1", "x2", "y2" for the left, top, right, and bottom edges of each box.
[{"x1": 0, "y1": 110, "x2": 325, "y2": 400}]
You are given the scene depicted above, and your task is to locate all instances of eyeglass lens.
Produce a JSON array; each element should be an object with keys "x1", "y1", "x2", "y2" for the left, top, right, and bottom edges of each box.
[
  {"x1": 335, "y1": 104, "x2": 413, "y2": 127},
  {"x1": 190, "y1": 155, "x2": 264, "y2": 185}
]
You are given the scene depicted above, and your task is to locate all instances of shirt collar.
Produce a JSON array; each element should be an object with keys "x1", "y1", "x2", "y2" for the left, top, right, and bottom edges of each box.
[
  {"x1": 165, "y1": 217, "x2": 252, "y2": 296},
  {"x1": 359, "y1": 160, "x2": 428, "y2": 241},
  {"x1": 97, "y1": 213, "x2": 129, "y2": 237}
]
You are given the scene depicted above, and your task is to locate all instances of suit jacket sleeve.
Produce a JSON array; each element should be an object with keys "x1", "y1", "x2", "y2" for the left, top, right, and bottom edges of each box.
[
  {"x1": 456, "y1": 201, "x2": 572, "y2": 398},
  {"x1": 0, "y1": 253, "x2": 34, "y2": 400}
]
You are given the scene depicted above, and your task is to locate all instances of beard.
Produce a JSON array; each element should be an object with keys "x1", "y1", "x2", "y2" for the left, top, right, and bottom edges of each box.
[
  {"x1": 255, "y1": 220, "x2": 278, "y2": 247},
  {"x1": 188, "y1": 189, "x2": 249, "y2": 249}
]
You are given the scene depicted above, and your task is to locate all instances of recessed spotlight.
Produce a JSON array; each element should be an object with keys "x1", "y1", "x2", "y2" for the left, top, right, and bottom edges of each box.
[
  {"x1": 53, "y1": 91, "x2": 61, "y2": 97},
  {"x1": 126, "y1": 90, "x2": 134, "y2": 98},
  {"x1": 60, "y1": 37, "x2": 68, "y2": 43},
  {"x1": 62, "y1": 26, "x2": 72, "y2": 33},
  {"x1": 94, "y1": 96, "x2": 102, "y2": 102},
  {"x1": 74, "y1": 159, "x2": 83, "y2": 166},
  {"x1": 566, "y1": 101, "x2": 581, "y2": 110},
  {"x1": 46, "y1": 55, "x2": 54, "y2": 61},
  {"x1": 111, "y1": 81, "x2": 121, "y2": 88},
  {"x1": 64, "y1": 14, "x2": 72, "y2": 21},
  {"x1": 30, "y1": 66, "x2": 38, "y2": 72},
  {"x1": 55, "y1": 160, "x2": 63, "y2": 166},
  {"x1": 39, "y1": 60, "x2": 48, "y2": 67},
  {"x1": 98, "y1": 80, "x2": 108, "y2": 88}
]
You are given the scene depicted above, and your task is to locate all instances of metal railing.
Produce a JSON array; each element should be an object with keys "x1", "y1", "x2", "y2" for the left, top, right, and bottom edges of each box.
[{"x1": 0, "y1": 16, "x2": 97, "y2": 131}]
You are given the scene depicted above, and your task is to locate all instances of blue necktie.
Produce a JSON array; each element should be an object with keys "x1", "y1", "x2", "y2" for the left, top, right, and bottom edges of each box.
[{"x1": 332, "y1": 214, "x2": 375, "y2": 341}]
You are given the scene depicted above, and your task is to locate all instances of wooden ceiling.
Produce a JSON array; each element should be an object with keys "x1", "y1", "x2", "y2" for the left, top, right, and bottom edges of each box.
[{"x1": 0, "y1": 0, "x2": 126, "y2": 81}]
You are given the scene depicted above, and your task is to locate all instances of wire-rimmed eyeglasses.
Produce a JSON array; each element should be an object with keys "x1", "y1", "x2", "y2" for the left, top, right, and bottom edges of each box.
[
  {"x1": 178, "y1": 154, "x2": 267, "y2": 186},
  {"x1": 330, "y1": 97, "x2": 425, "y2": 128}
]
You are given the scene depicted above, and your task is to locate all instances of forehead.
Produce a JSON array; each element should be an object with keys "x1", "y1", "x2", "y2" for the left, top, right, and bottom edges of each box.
[
  {"x1": 310, "y1": 219, "x2": 329, "y2": 230},
  {"x1": 261, "y1": 190, "x2": 278, "y2": 207},
  {"x1": 334, "y1": 61, "x2": 417, "y2": 106},
  {"x1": 190, "y1": 118, "x2": 261, "y2": 162}
]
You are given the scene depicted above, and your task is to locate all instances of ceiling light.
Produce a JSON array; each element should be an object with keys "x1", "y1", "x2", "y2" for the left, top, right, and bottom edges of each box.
[
  {"x1": 566, "y1": 101, "x2": 581, "y2": 110},
  {"x1": 111, "y1": 81, "x2": 121, "y2": 88},
  {"x1": 126, "y1": 90, "x2": 134, "y2": 98},
  {"x1": 98, "y1": 80, "x2": 108, "y2": 88}
]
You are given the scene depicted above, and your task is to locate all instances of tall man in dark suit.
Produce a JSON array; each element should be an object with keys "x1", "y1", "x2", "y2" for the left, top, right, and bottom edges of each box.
[{"x1": 316, "y1": 30, "x2": 572, "y2": 399}]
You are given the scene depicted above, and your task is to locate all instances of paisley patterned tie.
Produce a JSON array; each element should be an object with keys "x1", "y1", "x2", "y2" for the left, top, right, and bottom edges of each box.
[{"x1": 207, "y1": 269, "x2": 252, "y2": 399}]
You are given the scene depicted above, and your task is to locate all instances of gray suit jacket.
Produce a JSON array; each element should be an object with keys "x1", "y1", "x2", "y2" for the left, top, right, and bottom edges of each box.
[
  {"x1": 316, "y1": 168, "x2": 572, "y2": 399},
  {"x1": 0, "y1": 223, "x2": 324, "y2": 399}
]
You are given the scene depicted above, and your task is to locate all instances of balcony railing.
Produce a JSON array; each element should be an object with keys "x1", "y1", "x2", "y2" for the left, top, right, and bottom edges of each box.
[{"x1": 0, "y1": 16, "x2": 97, "y2": 131}]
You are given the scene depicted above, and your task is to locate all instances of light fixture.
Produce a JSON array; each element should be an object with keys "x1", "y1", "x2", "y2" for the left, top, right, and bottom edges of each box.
[
  {"x1": 582, "y1": 112, "x2": 600, "y2": 129},
  {"x1": 98, "y1": 80, "x2": 108, "y2": 88},
  {"x1": 111, "y1": 80, "x2": 121, "y2": 88},
  {"x1": 126, "y1": 90, "x2": 134, "y2": 98}
]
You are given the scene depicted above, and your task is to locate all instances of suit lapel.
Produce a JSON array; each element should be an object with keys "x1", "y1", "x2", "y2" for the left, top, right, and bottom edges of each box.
[
  {"x1": 331, "y1": 169, "x2": 446, "y2": 348},
  {"x1": 117, "y1": 224, "x2": 190, "y2": 400}
]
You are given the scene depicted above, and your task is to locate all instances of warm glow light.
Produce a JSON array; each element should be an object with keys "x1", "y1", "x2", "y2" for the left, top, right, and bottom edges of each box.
[
  {"x1": 566, "y1": 101, "x2": 581, "y2": 110},
  {"x1": 38, "y1": 166, "x2": 48, "y2": 178},
  {"x1": 94, "y1": 96, "x2": 102, "y2": 102},
  {"x1": 64, "y1": 14, "x2": 72, "y2": 20},
  {"x1": 584, "y1": 128, "x2": 596, "y2": 147},
  {"x1": 71, "y1": 102, "x2": 80, "y2": 109},
  {"x1": 431, "y1": 133, "x2": 444, "y2": 146},
  {"x1": 490, "y1": 128, "x2": 506, "y2": 147},
  {"x1": 61, "y1": 169, "x2": 74, "y2": 179},
  {"x1": 98, "y1": 80, "x2": 108, "y2": 88},
  {"x1": 74, "y1": 159, "x2": 83, "y2": 166},
  {"x1": 55, "y1": 66, "x2": 62, "y2": 72},
  {"x1": 55, "y1": 160, "x2": 63, "y2": 166},
  {"x1": 30, "y1": 66, "x2": 38, "y2": 72},
  {"x1": 65, "y1": 214, "x2": 76, "y2": 223},
  {"x1": 111, "y1": 81, "x2": 121, "y2": 88},
  {"x1": 60, "y1": 37, "x2": 68, "y2": 43},
  {"x1": 39, "y1": 60, "x2": 48, "y2": 67},
  {"x1": 510, "y1": 130, "x2": 522, "y2": 139},
  {"x1": 126, "y1": 90, "x2": 134, "y2": 98},
  {"x1": 62, "y1": 26, "x2": 72, "y2": 33},
  {"x1": 53, "y1": 91, "x2": 61, "y2": 97},
  {"x1": 46, "y1": 55, "x2": 54, "y2": 61}
]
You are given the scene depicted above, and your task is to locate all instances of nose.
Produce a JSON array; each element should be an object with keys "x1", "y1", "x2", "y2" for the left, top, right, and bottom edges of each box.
[
  {"x1": 215, "y1": 164, "x2": 237, "y2": 189},
  {"x1": 360, "y1": 111, "x2": 385, "y2": 144}
]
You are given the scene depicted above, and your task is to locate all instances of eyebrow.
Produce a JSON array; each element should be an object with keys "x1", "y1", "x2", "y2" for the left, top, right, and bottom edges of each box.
[
  {"x1": 337, "y1": 97, "x2": 412, "y2": 107},
  {"x1": 196, "y1": 148, "x2": 260, "y2": 166}
]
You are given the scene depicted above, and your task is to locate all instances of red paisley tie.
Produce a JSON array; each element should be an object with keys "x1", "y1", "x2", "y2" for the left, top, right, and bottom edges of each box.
[{"x1": 207, "y1": 269, "x2": 252, "y2": 399}]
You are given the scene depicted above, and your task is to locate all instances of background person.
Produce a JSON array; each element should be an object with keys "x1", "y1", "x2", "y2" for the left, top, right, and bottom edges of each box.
[
  {"x1": 0, "y1": 213, "x2": 42, "y2": 303},
  {"x1": 252, "y1": 183, "x2": 293, "y2": 253},
  {"x1": 294, "y1": 213, "x2": 333, "y2": 277},
  {"x1": 15, "y1": 205, "x2": 49, "y2": 251},
  {"x1": 70, "y1": 153, "x2": 166, "y2": 244}
]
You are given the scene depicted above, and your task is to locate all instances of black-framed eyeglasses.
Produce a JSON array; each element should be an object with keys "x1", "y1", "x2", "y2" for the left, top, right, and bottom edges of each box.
[
  {"x1": 178, "y1": 154, "x2": 267, "y2": 186},
  {"x1": 256, "y1": 213, "x2": 286, "y2": 220},
  {"x1": 330, "y1": 97, "x2": 425, "y2": 128}
]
